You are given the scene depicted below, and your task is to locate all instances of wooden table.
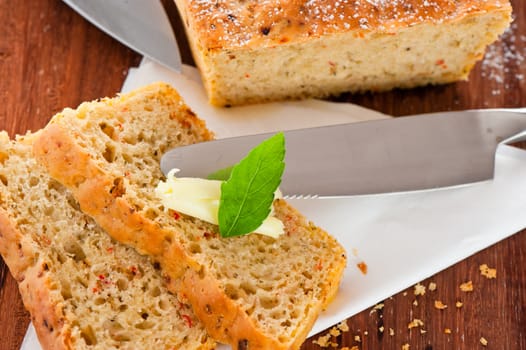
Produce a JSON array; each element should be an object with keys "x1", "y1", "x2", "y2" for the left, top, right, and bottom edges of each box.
[{"x1": 1, "y1": 1, "x2": 524, "y2": 349}]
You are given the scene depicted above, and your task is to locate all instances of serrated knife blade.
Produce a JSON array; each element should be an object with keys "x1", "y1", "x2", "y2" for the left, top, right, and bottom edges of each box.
[
  {"x1": 160, "y1": 109, "x2": 526, "y2": 197},
  {"x1": 62, "y1": 0, "x2": 182, "y2": 72}
]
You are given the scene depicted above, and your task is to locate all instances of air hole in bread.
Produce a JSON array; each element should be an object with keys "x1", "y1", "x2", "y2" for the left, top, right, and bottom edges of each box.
[
  {"x1": 59, "y1": 280, "x2": 72, "y2": 299},
  {"x1": 143, "y1": 208, "x2": 159, "y2": 220},
  {"x1": 110, "y1": 177, "x2": 125, "y2": 197},
  {"x1": 94, "y1": 297, "x2": 106, "y2": 306},
  {"x1": 122, "y1": 135, "x2": 137, "y2": 145},
  {"x1": 109, "y1": 325, "x2": 131, "y2": 342},
  {"x1": 135, "y1": 320, "x2": 155, "y2": 330},
  {"x1": 0, "y1": 151, "x2": 8, "y2": 164},
  {"x1": 16, "y1": 217, "x2": 29, "y2": 226},
  {"x1": 66, "y1": 197, "x2": 80, "y2": 211},
  {"x1": 47, "y1": 179, "x2": 62, "y2": 191},
  {"x1": 198, "y1": 267, "x2": 206, "y2": 279},
  {"x1": 55, "y1": 252, "x2": 66, "y2": 264},
  {"x1": 76, "y1": 276, "x2": 88, "y2": 288},
  {"x1": 43, "y1": 205, "x2": 54, "y2": 216},
  {"x1": 259, "y1": 295, "x2": 279, "y2": 309},
  {"x1": 116, "y1": 278, "x2": 128, "y2": 291},
  {"x1": 0, "y1": 173, "x2": 8, "y2": 186},
  {"x1": 189, "y1": 242, "x2": 202, "y2": 254},
  {"x1": 103, "y1": 143, "x2": 116, "y2": 163},
  {"x1": 29, "y1": 176, "x2": 39, "y2": 187},
  {"x1": 99, "y1": 122, "x2": 115, "y2": 140},
  {"x1": 63, "y1": 239, "x2": 86, "y2": 261},
  {"x1": 240, "y1": 281, "x2": 257, "y2": 296},
  {"x1": 280, "y1": 320, "x2": 292, "y2": 328},
  {"x1": 80, "y1": 325, "x2": 97, "y2": 345},
  {"x1": 158, "y1": 298, "x2": 171, "y2": 311},
  {"x1": 302, "y1": 271, "x2": 313, "y2": 280},
  {"x1": 122, "y1": 152, "x2": 133, "y2": 163},
  {"x1": 224, "y1": 283, "x2": 240, "y2": 300}
]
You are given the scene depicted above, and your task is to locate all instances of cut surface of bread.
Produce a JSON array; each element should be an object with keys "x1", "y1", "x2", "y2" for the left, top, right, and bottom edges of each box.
[
  {"x1": 0, "y1": 131, "x2": 215, "y2": 350},
  {"x1": 174, "y1": 0, "x2": 512, "y2": 106},
  {"x1": 33, "y1": 82, "x2": 347, "y2": 350}
]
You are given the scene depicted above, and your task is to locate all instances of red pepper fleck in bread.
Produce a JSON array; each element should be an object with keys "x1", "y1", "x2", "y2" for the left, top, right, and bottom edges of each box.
[
  {"x1": 0, "y1": 131, "x2": 215, "y2": 350},
  {"x1": 174, "y1": 0, "x2": 512, "y2": 106},
  {"x1": 32, "y1": 82, "x2": 347, "y2": 349}
]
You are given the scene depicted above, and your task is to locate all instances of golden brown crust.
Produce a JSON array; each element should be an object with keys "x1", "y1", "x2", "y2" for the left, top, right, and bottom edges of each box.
[
  {"x1": 0, "y1": 209, "x2": 71, "y2": 350},
  {"x1": 177, "y1": 0, "x2": 512, "y2": 50}
]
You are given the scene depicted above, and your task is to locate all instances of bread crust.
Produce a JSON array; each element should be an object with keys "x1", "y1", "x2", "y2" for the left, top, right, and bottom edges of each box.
[
  {"x1": 0, "y1": 209, "x2": 72, "y2": 350},
  {"x1": 176, "y1": 0, "x2": 512, "y2": 50}
]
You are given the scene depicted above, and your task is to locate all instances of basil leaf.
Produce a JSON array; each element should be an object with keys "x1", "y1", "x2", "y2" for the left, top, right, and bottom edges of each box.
[
  {"x1": 218, "y1": 132, "x2": 285, "y2": 238},
  {"x1": 207, "y1": 165, "x2": 234, "y2": 181}
]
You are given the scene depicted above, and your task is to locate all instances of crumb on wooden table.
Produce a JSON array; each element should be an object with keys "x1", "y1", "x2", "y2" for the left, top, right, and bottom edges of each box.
[
  {"x1": 479, "y1": 264, "x2": 497, "y2": 279},
  {"x1": 313, "y1": 333, "x2": 331, "y2": 347},
  {"x1": 434, "y1": 300, "x2": 448, "y2": 310},
  {"x1": 428, "y1": 282, "x2": 437, "y2": 291},
  {"x1": 480, "y1": 337, "x2": 489, "y2": 346},
  {"x1": 407, "y1": 318, "x2": 425, "y2": 330},
  {"x1": 337, "y1": 320, "x2": 349, "y2": 333},
  {"x1": 459, "y1": 280, "x2": 474, "y2": 292},
  {"x1": 414, "y1": 283, "x2": 426, "y2": 296},
  {"x1": 369, "y1": 303, "x2": 384, "y2": 314},
  {"x1": 354, "y1": 335, "x2": 361, "y2": 342}
]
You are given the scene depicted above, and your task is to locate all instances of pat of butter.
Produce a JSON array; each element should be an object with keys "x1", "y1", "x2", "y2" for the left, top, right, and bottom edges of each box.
[{"x1": 155, "y1": 169, "x2": 284, "y2": 238}]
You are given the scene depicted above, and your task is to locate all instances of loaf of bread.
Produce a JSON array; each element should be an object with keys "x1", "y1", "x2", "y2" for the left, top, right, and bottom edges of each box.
[
  {"x1": 0, "y1": 132, "x2": 215, "y2": 350},
  {"x1": 33, "y1": 82, "x2": 347, "y2": 350},
  {"x1": 174, "y1": 0, "x2": 512, "y2": 106}
]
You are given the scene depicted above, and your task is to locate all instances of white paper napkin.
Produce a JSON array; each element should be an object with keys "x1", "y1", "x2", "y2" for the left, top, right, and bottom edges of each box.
[{"x1": 22, "y1": 60, "x2": 526, "y2": 349}]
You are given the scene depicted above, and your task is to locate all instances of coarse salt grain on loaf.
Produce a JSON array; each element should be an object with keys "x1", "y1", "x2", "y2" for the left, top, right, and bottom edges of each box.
[
  {"x1": 174, "y1": 0, "x2": 513, "y2": 106},
  {"x1": 32, "y1": 82, "x2": 347, "y2": 350},
  {"x1": 0, "y1": 132, "x2": 215, "y2": 350}
]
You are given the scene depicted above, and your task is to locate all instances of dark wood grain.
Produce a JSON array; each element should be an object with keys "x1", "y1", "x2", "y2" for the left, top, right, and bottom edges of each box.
[{"x1": 0, "y1": 0, "x2": 524, "y2": 349}]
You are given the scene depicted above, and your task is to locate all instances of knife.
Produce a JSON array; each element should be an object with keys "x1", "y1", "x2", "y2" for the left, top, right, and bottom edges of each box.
[
  {"x1": 62, "y1": 0, "x2": 182, "y2": 72},
  {"x1": 160, "y1": 109, "x2": 526, "y2": 197},
  {"x1": 161, "y1": 108, "x2": 526, "y2": 197}
]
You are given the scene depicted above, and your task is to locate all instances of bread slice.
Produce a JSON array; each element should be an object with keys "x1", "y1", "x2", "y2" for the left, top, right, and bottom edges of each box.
[
  {"x1": 32, "y1": 82, "x2": 347, "y2": 349},
  {"x1": 174, "y1": 0, "x2": 512, "y2": 106},
  {"x1": 0, "y1": 131, "x2": 215, "y2": 350}
]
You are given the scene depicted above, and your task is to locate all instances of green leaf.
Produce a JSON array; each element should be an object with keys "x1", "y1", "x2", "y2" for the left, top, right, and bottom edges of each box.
[
  {"x1": 207, "y1": 165, "x2": 234, "y2": 181},
  {"x1": 218, "y1": 132, "x2": 285, "y2": 238}
]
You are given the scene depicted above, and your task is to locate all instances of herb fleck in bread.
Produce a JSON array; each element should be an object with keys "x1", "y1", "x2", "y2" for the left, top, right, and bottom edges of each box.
[
  {"x1": 174, "y1": 0, "x2": 512, "y2": 106},
  {"x1": 0, "y1": 132, "x2": 215, "y2": 350},
  {"x1": 33, "y1": 82, "x2": 347, "y2": 349}
]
